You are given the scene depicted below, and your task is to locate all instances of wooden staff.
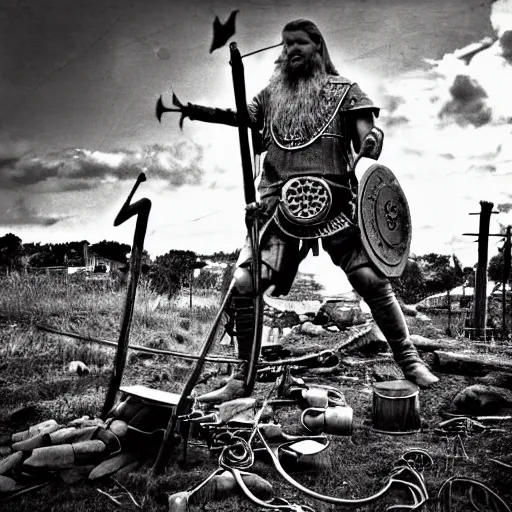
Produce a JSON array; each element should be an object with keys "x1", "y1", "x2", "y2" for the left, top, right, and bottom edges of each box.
[{"x1": 229, "y1": 42, "x2": 264, "y2": 396}]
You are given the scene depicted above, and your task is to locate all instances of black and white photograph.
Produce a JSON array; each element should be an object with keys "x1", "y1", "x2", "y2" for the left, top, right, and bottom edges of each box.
[{"x1": 1, "y1": 0, "x2": 511, "y2": 510}]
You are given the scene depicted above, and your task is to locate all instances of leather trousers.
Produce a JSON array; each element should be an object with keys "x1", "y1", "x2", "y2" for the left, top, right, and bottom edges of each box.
[
  {"x1": 230, "y1": 264, "x2": 423, "y2": 373},
  {"x1": 346, "y1": 266, "x2": 423, "y2": 369}
]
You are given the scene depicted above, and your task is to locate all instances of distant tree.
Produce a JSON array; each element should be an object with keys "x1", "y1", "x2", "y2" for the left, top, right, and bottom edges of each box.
[
  {"x1": 391, "y1": 258, "x2": 426, "y2": 304},
  {"x1": 25, "y1": 240, "x2": 90, "y2": 267},
  {"x1": 488, "y1": 245, "x2": 512, "y2": 284},
  {"x1": 199, "y1": 250, "x2": 240, "y2": 262},
  {"x1": 90, "y1": 240, "x2": 130, "y2": 264},
  {"x1": 148, "y1": 249, "x2": 197, "y2": 298},
  {"x1": 0, "y1": 233, "x2": 24, "y2": 273},
  {"x1": 417, "y1": 253, "x2": 465, "y2": 297}
]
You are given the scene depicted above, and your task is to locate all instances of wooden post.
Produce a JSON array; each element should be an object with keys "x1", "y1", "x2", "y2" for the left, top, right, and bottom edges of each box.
[
  {"x1": 473, "y1": 201, "x2": 494, "y2": 340},
  {"x1": 503, "y1": 226, "x2": 511, "y2": 338},
  {"x1": 189, "y1": 268, "x2": 193, "y2": 311},
  {"x1": 446, "y1": 289, "x2": 452, "y2": 337}
]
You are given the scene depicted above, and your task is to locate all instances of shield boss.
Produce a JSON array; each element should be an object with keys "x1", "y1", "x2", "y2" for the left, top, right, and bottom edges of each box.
[{"x1": 358, "y1": 164, "x2": 411, "y2": 277}]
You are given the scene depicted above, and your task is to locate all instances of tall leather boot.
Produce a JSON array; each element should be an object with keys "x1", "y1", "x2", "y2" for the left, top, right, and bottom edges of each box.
[
  {"x1": 349, "y1": 267, "x2": 439, "y2": 389},
  {"x1": 197, "y1": 296, "x2": 254, "y2": 403}
]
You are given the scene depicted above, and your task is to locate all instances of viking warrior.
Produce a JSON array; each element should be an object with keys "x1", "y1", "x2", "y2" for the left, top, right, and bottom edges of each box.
[{"x1": 174, "y1": 19, "x2": 439, "y2": 401}]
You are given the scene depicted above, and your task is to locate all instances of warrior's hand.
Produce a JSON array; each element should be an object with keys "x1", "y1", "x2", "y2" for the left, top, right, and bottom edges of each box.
[
  {"x1": 245, "y1": 202, "x2": 271, "y2": 223},
  {"x1": 245, "y1": 198, "x2": 278, "y2": 223}
]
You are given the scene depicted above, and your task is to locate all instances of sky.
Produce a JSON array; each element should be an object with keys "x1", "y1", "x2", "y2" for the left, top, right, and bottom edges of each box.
[{"x1": 1, "y1": 0, "x2": 512, "y2": 292}]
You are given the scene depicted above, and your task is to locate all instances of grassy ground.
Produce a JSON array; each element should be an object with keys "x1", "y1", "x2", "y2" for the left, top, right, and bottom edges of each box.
[{"x1": 0, "y1": 272, "x2": 511, "y2": 511}]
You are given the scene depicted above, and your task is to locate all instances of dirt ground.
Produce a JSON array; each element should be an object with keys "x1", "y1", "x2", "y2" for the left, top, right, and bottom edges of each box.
[{"x1": 1, "y1": 319, "x2": 511, "y2": 511}]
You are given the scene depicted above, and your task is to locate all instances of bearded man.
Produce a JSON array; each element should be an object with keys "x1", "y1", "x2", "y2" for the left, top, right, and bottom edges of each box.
[{"x1": 176, "y1": 19, "x2": 438, "y2": 401}]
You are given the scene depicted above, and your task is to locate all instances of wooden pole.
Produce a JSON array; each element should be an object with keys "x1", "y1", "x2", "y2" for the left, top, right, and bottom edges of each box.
[
  {"x1": 446, "y1": 289, "x2": 452, "y2": 337},
  {"x1": 473, "y1": 201, "x2": 494, "y2": 340},
  {"x1": 189, "y1": 268, "x2": 193, "y2": 310},
  {"x1": 502, "y1": 226, "x2": 511, "y2": 338}
]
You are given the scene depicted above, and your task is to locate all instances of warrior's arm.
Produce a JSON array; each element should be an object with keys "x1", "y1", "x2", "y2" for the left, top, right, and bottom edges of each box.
[
  {"x1": 180, "y1": 90, "x2": 265, "y2": 129},
  {"x1": 343, "y1": 82, "x2": 383, "y2": 159},
  {"x1": 184, "y1": 104, "x2": 239, "y2": 126},
  {"x1": 352, "y1": 111, "x2": 375, "y2": 154}
]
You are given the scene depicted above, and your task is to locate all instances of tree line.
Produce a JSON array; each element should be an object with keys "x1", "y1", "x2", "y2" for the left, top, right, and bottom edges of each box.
[
  {"x1": 0, "y1": 232, "x2": 239, "y2": 298},
  {"x1": 1, "y1": 231, "x2": 510, "y2": 303}
]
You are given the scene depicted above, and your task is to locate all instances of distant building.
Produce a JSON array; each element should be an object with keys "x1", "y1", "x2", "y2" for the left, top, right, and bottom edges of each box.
[
  {"x1": 83, "y1": 243, "x2": 125, "y2": 273},
  {"x1": 417, "y1": 282, "x2": 510, "y2": 309}
]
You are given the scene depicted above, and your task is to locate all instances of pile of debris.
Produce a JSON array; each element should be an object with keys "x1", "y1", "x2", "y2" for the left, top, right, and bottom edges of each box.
[{"x1": 0, "y1": 392, "x2": 176, "y2": 502}]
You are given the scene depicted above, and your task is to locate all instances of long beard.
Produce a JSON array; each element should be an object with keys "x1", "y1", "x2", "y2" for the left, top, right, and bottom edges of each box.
[{"x1": 268, "y1": 54, "x2": 329, "y2": 142}]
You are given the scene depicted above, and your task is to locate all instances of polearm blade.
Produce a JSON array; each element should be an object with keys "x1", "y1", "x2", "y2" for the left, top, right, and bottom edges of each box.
[
  {"x1": 229, "y1": 42, "x2": 263, "y2": 396},
  {"x1": 101, "y1": 173, "x2": 151, "y2": 419}
]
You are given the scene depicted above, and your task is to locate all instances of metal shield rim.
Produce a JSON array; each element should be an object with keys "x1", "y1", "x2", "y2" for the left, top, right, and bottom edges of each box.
[{"x1": 358, "y1": 163, "x2": 412, "y2": 278}]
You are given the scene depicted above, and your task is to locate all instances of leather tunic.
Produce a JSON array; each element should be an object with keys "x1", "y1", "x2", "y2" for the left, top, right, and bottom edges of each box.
[{"x1": 247, "y1": 76, "x2": 380, "y2": 201}]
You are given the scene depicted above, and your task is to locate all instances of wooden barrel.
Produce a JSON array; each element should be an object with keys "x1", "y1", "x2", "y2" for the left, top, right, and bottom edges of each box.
[{"x1": 372, "y1": 380, "x2": 421, "y2": 434}]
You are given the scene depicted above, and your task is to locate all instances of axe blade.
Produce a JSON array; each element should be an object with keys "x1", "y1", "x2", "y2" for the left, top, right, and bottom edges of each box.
[{"x1": 210, "y1": 10, "x2": 238, "y2": 53}]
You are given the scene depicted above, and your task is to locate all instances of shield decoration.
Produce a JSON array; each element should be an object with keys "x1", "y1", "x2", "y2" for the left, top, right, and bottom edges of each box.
[{"x1": 358, "y1": 164, "x2": 411, "y2": 277}]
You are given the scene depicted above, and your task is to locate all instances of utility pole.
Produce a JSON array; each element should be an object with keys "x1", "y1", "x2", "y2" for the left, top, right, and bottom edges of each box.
[
  {"x1": 502, "y1": 226, "x2": 511, "y2": 338},
  {"x1": 463, "y1": 201, "x2": 499, "y2": 340}
]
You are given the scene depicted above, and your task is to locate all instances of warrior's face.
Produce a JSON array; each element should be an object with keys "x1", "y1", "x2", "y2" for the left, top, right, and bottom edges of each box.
[{"x1": 282, "y1": 29, "x2": 322, "y2": 78}]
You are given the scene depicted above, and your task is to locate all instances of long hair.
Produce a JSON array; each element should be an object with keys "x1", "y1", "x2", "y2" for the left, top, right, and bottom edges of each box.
[{"x1": 267, "y1": 20, "x2": 338, "y2": 142}]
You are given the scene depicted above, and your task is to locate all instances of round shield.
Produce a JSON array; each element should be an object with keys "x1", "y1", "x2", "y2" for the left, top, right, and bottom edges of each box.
[{"x1": 358, "y1": 164, "x2": 411, "y2": 277}]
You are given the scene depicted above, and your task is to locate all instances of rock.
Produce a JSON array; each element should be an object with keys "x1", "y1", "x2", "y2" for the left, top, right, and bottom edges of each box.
[
  {"x1": 476, "y1": 371, "x2": 512, "y2": 389},
  {"x1": 447, "y1": 384, "x2": 512, "y2": 415},
  {"x1": 0, "y1": 475, "x2": 21, "y2": 492},
  {"x1": 0, "y1": 451, "x2": 23, "y2": 476},
  {"x1": 68, "y1": 361, "x2": 89, "y2": 376},
  {"x1": 300, "y1": 322, "x2": 325, "y2": 336},
  {"x1": 317, "y1": 299, "x2": 366, "y2": 328},
  {"x1": 88, "y1": 452, "x2": 138, "y2": 480}
]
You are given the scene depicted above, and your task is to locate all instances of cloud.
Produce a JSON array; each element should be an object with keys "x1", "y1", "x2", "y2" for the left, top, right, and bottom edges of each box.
[
  {"x1": 499, "y1": 30, "x2": 512, "y2": 61},
  {"x1": 0, "y1": 134, "x2": 31, "y2": 167},
  {"x1": 0, "y1": 197, "x2": 66, "y2": 226},
  {"x1": 438, "y1": 74, "x2": 492, "y2": 127},
  {"x1": 0, "y1": 139, "x2": 206, "y2": 192},
  {"x1": 498, "y1": 202, "x2": 512, "y2": 213}
]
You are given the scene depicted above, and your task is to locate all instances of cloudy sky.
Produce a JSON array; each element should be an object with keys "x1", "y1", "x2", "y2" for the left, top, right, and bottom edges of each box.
[{"x1": 1, "y1": 0, "x2": 512, "y2": 289}]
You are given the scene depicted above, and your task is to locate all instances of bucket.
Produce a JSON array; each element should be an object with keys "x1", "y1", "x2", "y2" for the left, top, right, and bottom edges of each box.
[{"x1": 372, "y1": 380, "x2": 421, "y2": 434}]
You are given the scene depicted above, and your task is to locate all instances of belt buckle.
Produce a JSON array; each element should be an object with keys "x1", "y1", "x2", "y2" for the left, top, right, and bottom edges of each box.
[{"x1": 280, "y1": 176, "x2": 332, "y2": 225}]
